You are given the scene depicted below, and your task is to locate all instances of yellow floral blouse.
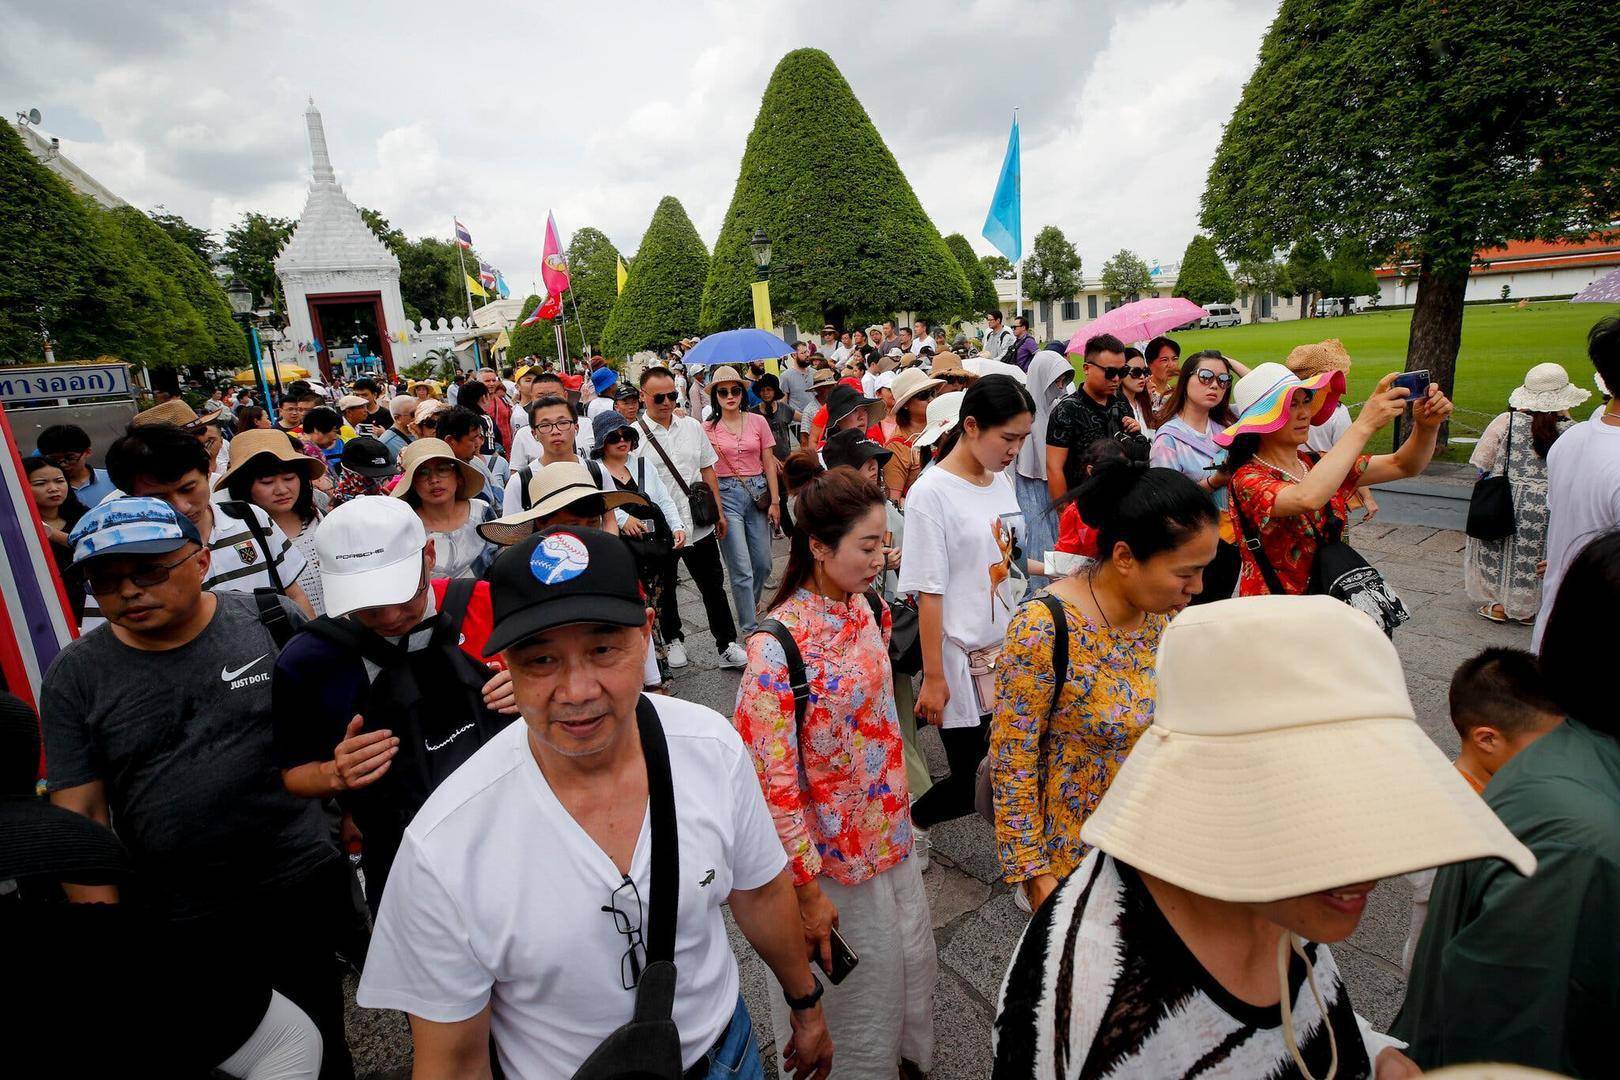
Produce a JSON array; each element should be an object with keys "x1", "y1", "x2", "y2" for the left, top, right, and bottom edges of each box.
[{"x1": 989, "y1": 596, "x2": 1165, "y2": 883}]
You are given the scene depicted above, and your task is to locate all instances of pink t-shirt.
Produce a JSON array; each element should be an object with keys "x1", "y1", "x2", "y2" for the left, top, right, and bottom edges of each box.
[{"x1": 705, "y1": 412, "x2": 776, "y2": 477}]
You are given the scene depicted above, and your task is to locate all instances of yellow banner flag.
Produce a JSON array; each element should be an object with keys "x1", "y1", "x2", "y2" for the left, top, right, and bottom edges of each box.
[
  {"x1": 466, "y1": 273, "x2": 488, "y2": 298},
  {"x1": 616, "y1": 256, "x2": 629, "y2": 295}
]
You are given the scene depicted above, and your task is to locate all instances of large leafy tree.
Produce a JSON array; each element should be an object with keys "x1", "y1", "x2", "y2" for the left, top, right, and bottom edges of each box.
[
  {"x1": 981, "y1": 254, "x2": 1015, "y2": 280},
  {"x1": 1100, "y1": 249, "x2": 1154, "y2": 303},
  {"x1": 700, "y1": 48, "x2": 968, "y2": 332},
  {"x1": 1174, "y1": 235, "x2": 1237, "y2": 306},
  {"x1": 395, "y1": 236, "x2": 493, "y2": 324},
  {"x1": 0, "y1": 120, "x2": 100, "y2": 361},
  {"x1": 1202, "y1": 0, "x2": 1620, "y2": 405},
  {"x1": 223, "y1": 212, "x2": 294, "y2": 316},
  {"x1": 943, "y1": 233, "x2": 1000, "y2": 324},
  {"x1": 604, "y1": 197, "x2": 709, "y2": 357},
  {"x1": 1233, "y1": 257, "x2": 1287, "y2": 322},
  {"x1": 1025, "y1": 225, "x2": 1082, "y2": 337},
  {"x1": 1325, "y1": 249, "x2": 1378, "y2": 310},
  {"x1": 148, "y1": 206, "x2": 218, "y2": 267},
  {"x1": 1285, "y1": 238, "x2": 1332, "y2": 319},
  {"x1": 566, "y1": 226, "x2": 622, "y2": 354}
]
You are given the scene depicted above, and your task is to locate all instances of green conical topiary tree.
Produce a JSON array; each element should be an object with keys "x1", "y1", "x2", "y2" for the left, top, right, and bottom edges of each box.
[
  {"x1": 944, "y1": 233, "x2": 1000, "y2": 324},
  {"x1": 700, "y1": 48, "x2": 968, "y2": 333},
  {"x1": 506, "y1": 295, "x2": 555, "y2": 362},
  {"x1": 566, "y1": 226, "x2": 623, "y2": 354},
  {"x1": 1173, "y1": 235, "x2": 1237, "y2": 306},
  {"x1": 602, "y1": 197, "x2": 708, "y2": 357}
]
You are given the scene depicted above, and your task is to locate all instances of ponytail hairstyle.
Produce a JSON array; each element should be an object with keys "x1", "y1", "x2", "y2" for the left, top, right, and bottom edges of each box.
[
  {"x1": 1069, "y1": 458, "x2": 1218, "y2": 568},
  {"x1": 767, "y1": 456, "x2": 886, "y2": 612},
  {"x1": 935, "y1": 373, "x2": 1035, "y2": 461}
]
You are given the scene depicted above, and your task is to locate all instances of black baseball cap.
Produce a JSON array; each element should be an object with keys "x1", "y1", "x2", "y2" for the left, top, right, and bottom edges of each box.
[
  {"x1": 822, "y1": 428, "x2": 892, "y2": 470},
  {"x1": 483, "y1": 526, "x2": 648, "y2": 656},
  {"x1": 340, "y1": 435, "x2": 397, "y2": 478}
]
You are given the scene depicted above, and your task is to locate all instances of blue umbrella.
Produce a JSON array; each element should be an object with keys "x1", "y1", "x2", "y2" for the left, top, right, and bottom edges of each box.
[{"x1": 681, "y1": 328, "x2": 792, "y2": 367}]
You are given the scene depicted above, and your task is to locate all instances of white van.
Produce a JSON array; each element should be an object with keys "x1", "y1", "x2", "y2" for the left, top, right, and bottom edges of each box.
[{"x1": 1200, "y1": 304, "x2": 1242, "y2": 329}]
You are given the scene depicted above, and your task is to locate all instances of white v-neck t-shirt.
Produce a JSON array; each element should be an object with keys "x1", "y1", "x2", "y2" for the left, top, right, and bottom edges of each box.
[{"x1": 357, "y1": 695, "x2": 786, "y2": 1078}]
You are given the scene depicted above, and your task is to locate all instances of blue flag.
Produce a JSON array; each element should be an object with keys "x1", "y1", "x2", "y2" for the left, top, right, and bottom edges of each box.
[
  {"x1": 495, "y1": 271, "x2": 511, "y2": 299},
  {"x1": 982, "y1": 115, "x2": 1021, "y2": 263}
]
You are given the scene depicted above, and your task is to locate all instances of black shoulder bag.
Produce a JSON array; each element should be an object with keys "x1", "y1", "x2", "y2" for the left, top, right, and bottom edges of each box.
[
  {"x1": 1234, "y1": 476, "x2": 1410, "y2": 636},
  {"x1": 640, "y1": 419, "x2": 719, "y2": 529},
  {"x1": 1466, "y1": 413, "x2": 1516, "y2": 540},
  {"x1": 570, "y1": 696, "x2": 683, "y2": 1080}
]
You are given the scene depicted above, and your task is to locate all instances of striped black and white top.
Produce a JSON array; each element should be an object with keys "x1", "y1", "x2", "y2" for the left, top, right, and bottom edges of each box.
[{"x1": 993, "y1": 852, "x2": 1373, "y2": 1080}]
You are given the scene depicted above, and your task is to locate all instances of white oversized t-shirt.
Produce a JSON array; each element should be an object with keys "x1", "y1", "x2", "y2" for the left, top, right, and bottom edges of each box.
[
  {"x1": 897, "y1": 466, "x2": 1026, "y2": 729},
  {"x1": 357, "y1": 695, "x2": 787, "y2": 1078},
  {"x1": 1533, "y1": 414, "x2": 1620, "y2": 647}
]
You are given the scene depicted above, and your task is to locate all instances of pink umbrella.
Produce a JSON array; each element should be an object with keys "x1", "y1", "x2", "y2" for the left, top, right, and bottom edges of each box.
[{"x1": 1064, "y1": 296, "x2": 1207, "y2": 354}]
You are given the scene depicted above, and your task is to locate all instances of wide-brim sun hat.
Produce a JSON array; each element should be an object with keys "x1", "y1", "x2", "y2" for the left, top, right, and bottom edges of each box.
[
  {"x1": 393, "y1": 438, "x2": 485, "y2": 502},
  {"x1": 810, "y1": 368, "x2": 838, "y2": 390},
  {"x1": 414, "y1": 399, "x2": 449, "y2": 425},
  {"x1": 890, "y1": 368, "x2": 945, "y2": 412},
  {"x1": 1285, "y1": 339, "x2": 1354, "y2": 381},
  {"x1": 1080, "y1": 594, "x2": 1536, "y2": 902},
  {"x1": 212, "y1": 428, "x2": 327, "y2": 492},
  {"x1": 912, "y1": 390, "x2": 965, "y2": 449},
  {"x1": 478, "y1": 461, "x2": 646, "y2": 546},
  {"x1": 1216, "y1": 361, "x2": 1346, "y2": 447},
  {"x1": 1508, "y1": 361, "x2": 1590, "y2": 413},
  {"x1": 707, "y1": 365, "x2": 747, "y2": 390}
]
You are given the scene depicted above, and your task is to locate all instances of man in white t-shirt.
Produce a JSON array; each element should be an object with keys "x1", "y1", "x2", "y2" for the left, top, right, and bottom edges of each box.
[
  {"x1": 358, "y1": 527, "x2": 833, "y2": 1080},
  {"x1": 1534, "y1": 317, "x2": 1620, "y2": 648}
]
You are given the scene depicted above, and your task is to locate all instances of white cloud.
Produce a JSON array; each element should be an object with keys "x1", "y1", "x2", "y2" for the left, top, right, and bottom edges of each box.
[{"x1": 1, "y1": 0, "x2": 1278, "y2": 308}]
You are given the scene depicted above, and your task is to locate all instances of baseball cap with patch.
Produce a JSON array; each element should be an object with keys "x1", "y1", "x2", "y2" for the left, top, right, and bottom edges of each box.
[
  {"x1": 69, "y1": 497, "x2": 202, "y2": 566},
  {"x1": 315, "y1": 496, "x2": 427, "y2": 617},
  {"x1": 483, "y1": 526, "x2": 647, "y2": 656}
]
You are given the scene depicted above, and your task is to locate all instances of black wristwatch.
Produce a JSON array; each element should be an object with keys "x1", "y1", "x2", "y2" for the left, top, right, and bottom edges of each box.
[{"x1": 783, "y1": 976, "x2": 824, "y2": 1011}]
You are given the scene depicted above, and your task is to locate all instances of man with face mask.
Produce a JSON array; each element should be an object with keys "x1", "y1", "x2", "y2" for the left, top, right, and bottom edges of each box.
[{"x1": 272, "y1": 496, "x2": 518, "y2": 913}]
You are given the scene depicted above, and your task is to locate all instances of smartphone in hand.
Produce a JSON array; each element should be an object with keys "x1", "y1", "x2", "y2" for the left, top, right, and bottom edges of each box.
[
  {"x1": 1391, "y1": 370, "x2": 1430, "y2": 399},
  {"x1": 816, "y1": 926, "x2": 860, "y2": 985}
]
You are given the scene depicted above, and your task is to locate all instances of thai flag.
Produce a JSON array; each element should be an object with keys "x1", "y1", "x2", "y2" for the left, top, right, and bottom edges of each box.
[
  {"x1": 478, "y1": 261, "x2": 496, "y2": 289},
  {"x1": 0, "y1": 403, "x2": 77, "y2": 717},
  {"x1": 454, "y1": 219, "x2": 473, "y2": 250}
]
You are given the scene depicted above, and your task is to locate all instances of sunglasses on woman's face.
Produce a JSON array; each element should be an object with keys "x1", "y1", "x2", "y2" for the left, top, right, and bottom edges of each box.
[
  {"x1": 1125, "y1": 366, "x2": 1151, "y2": 379},
  {"x1": 715, "y1": 385, "x2": 744, "y2": 399},
  {"x1": 606, "y1": 430, "x2": 639, "y2": 447},
  {"x1": 1194, "y1": 369, "x2": 1233, "y2": 387}
]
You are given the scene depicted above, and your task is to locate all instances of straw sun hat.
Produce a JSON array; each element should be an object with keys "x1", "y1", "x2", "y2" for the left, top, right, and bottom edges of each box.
[
  {"x1": 890, "y1": 368, "x2": 944, "y2": 413},
  {"x1": 1080, "y1": 594, "x2": 1535, "y2": 902},
  {"x1": 392, "y1": 438, "x2": 485, "y2": 502},
  {"x1": 478, "y1": 461, "x2": 645, "y2": 546},
  {"x1": 1284, "y1": 338, "x2": 1354, "y2": 381},
  {"x1": 211, "y1": 429, "x2": 326, "y2": 492},
  {"x1": 1507, "y1": 362, "x2": 1590, "y2": 413}
]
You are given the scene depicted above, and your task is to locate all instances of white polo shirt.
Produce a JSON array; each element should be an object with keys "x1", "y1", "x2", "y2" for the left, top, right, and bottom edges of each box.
[
  {"x1": 631, "y1": 414, "x2": 719, "y2": 544},
  {"x1": 357, "y1": 696, "x2": 786, "y2": 1079}
]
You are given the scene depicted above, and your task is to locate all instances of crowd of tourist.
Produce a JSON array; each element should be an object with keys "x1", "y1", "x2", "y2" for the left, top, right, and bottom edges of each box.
[{"x1": 6, "y1": 312, "x2": 1619, "y2": 1079}]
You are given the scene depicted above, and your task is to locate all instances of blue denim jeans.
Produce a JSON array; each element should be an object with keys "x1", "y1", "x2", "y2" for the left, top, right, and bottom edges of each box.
[
  {"x1": 1015, "y1": 470, "x2": 1058, "y2": 594},
  {"x1": 717, "y1": 475, "x2": 774, "y2": 635},
  {"x1": 696, "y1": 995, "x2": 763, "y2": 1078}
]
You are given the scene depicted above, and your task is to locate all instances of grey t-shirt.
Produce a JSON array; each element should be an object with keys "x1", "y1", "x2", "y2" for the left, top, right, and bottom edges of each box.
[
  {"x1": 42, "y1": 592, "x2": 336, "y2": 919},
  {"x1": 779, "y1": 364, "x2": 816, "y2": 416}
]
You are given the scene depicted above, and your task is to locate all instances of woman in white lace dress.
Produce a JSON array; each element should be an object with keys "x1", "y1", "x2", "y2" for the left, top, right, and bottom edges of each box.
[{"x1": 1465, "y1": 363, "x2": 1588, "y2": 622}]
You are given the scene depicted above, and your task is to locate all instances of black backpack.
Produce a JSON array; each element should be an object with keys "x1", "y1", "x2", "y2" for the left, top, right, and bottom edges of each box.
[{"x1": 303, "y1": 578, "x2": 508, "y2": 905}]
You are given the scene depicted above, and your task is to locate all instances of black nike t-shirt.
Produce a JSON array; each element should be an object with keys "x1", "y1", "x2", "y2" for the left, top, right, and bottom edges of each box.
[{"x1": 41, "y1": 592, "x2": 336, "y2": 920}]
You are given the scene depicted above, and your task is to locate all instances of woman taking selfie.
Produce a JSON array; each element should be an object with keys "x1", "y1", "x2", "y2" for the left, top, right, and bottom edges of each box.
[
  {"x1": 734, "y1": 462, "x2": 936, "y2": 1078},
  {"x1": 704, "y1": 365, "x2": 779, "y2": 636},
  {"x1": 216, "y1": 429, "x2": 330, "y2": 614},
  {"x1": 991, "y1": 460, "x2": 1218, "y2": 913},
  {"x1": 1219, "y1": 362, "x2": 1451, "y2": 598},
  {"x1": 1151, "y1": 349, "x2": 1240, "y2": 603},
  {"x1": 394, "y1": 437, "x2": 494, "y2": 579},
  {"x1": 898, "y1": 374, "x2": 1035, "y2": 829}
]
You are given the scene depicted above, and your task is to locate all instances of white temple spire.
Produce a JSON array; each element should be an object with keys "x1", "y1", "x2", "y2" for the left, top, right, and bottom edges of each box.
[{"x1": 305, "y1": 98, "x2": 336, "y2": 186}]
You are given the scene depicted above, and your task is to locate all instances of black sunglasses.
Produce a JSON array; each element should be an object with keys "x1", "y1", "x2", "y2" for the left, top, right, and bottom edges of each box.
[
  {"x1": 648, "y1": 391, "x2": 678, "y2": 405},
  {"x1": 1086, "y1": 361, "x2": 1125, "y2": 380},
  {"x1": 715, "y1": 385, "x2": 745, "y2": 398}
]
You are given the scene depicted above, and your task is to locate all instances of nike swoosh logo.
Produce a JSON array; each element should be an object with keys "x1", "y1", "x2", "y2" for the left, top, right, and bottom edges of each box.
[
  {"x1": 425, "y1": 723, "x2": 475, "y2": 752},
  {"x1": 221, "y1": 654, "x2": 268, "y2": 682}
]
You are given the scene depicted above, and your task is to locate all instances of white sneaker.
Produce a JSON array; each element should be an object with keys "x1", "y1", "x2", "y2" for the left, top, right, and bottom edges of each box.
[
  {"x1": 666, "y1": 640, "x2": 689, "y2": 669},
  {"x1": 912, "y1": 828, "x2": 930, "y2": 873},
  {"x1": 719, "y1": 642, "x2": 748, "y2": 668}
]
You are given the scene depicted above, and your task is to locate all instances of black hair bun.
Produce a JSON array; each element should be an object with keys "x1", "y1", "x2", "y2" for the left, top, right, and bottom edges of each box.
[{"x1": 1073, "y1": 458, "x2": 1150, "y2": 528}]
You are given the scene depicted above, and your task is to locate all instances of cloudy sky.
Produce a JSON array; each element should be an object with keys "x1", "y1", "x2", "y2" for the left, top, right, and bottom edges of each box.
[{"x1": 2, "y1": 0, "x2": 1279, "y2": 300}]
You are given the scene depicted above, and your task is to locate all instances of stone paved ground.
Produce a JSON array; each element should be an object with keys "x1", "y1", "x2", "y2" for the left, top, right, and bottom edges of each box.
[{"x1": 347, "y1": 520, "x2": 1524, "y2": 1080}]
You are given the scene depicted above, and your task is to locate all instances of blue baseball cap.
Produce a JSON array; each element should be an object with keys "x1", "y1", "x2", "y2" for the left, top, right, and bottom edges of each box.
[{"x1": 69, "y1": 497, "x2": 202, "y2": 566}]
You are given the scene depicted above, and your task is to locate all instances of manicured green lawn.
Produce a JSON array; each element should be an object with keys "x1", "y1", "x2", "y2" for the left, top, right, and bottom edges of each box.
[{"x1": 1160, "y1": 300, "x2": 1616, "y2": 457}]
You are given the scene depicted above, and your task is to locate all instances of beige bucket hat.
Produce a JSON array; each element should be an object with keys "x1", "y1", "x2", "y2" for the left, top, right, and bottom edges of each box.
[
  {"x1": 1508, "y1": 362, "x2": 1590, "y2": 413},
  {"x1": 134, "y1": 399, "x2": 221, "y2": 430},
  {"x1": 1080, "y1": 594, "x2": 1536, "y2": 902},
  {"x1": 392, "y1": 438, "x2": 485, "y2": 503},
  {"x1": 211, "y1": 429, "x2": 327, "y2": 492},
  {"x1": 478, "y1": 461, "x2": 646, "y2": 546}
]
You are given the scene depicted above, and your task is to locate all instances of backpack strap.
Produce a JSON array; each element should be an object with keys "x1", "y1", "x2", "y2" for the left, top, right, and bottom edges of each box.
[
  {"x1": 862, "y1": 588, "x2": 883, "y2": 626},
  {"x1": 255, "y1": 589, "x2": 294, "y2": 650},
  {"x1": 433, "y1": 577, "x2": 477, "y2": 650},
  {"x1": 636, "y1": 695, "x2": 678, "y2": 965},
  {"x1": 756, "y1": 618, "x2": 809, "y2": 731},
  {"x1": 1036, "y1": 593, "x2": 1068, "y2": 717},
  {"x1": 585, "y1": 458, "x2": 605, "y2": 488},
  {"x1": 217, "y1": 500, "x2": 285, "y2": 592}
]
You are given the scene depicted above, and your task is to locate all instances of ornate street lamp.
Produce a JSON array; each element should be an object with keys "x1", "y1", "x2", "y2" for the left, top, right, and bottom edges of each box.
[
  {"x1": 748, "y1": 228, "x2": 774, "y2": 332},
  {"x1": 226, "y1": 276, "x2": 276, "y2": 405},
  {"x1": 748, "y1": 228, "x2": 772, "y2": 279}
]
